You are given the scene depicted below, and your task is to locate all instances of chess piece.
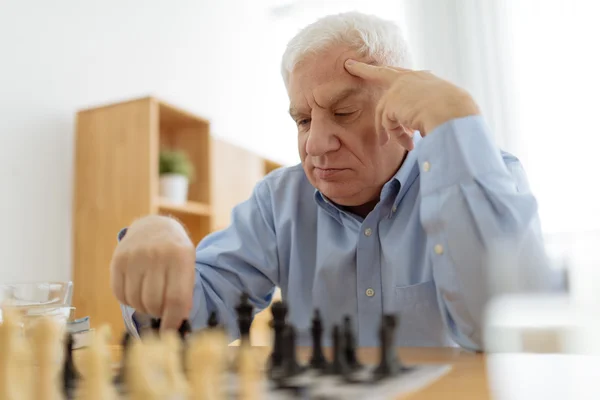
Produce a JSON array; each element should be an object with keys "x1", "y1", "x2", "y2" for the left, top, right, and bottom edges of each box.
[
  {"x1": 267, "y1": 301, "x2": 287, "y2": 377},
  {"x1": 187, "y1": 329, "x2": 228, "y2": 400},
  {"x1": 162, "y1": 330, "x2": 189, "y2": 397},
  {"x1": 235, "y1": 292, "x2": 253, "y2": 343},
  {"x1": 126, "y1": 335, "x2": 166, "y2": 400},
  {"x1": 373, "y1": 314, "x2": 402, "y2": 380},
  {"x1": 326, "y1": 325, "x2": 350, "y2": 376},
  {"x1": 281, "y1": 324, "x2": 302, "y2": 377},
  {"x1": 178, "y1": 319, "x2": 192, "y2": 340},
  {"x1": 151, "y1": 318, "x2": 161, "y2": 332},
  {"x1": 77, "y1": 325, "x2": 118, "y2": 400},
  {"x1": 30, "y1": 316, "x2": 65, "y2": 400},
  {"x1": 62, "y1": 332, "x2": 80, "y2": 394},
  {"x1": 0, "y1": 307, "x2": 30, "y2": 399},
  {"x1": 343, "y1": 315, "x2": 361, "y2": 370},
  {"x1": 207, "y1": 310, "x2": 219, "y2": 328},
  {"x1": 238, "y1": 343, "x2": 263, "y2": 400},
  {"x1": 309, "y1": 309, "x2": 328, "y2": 370},
  {"x1": 13, "y1": 325, "x2": 33, "y2": 400},
  {"x1": 113, "y1": 331, "x2": 132, "y2": 385}
]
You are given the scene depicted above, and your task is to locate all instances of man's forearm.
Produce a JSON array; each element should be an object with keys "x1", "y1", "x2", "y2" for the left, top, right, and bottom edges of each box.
[{"x1": 417, "y1": 116, "x2": 554, "y2": 350}]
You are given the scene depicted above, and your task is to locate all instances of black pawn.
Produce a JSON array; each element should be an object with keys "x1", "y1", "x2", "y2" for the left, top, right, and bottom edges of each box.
[
  {"x1": 281, "y1": 324, "x2": 302, "y2": 377},
  {"x1": 309, "y1": 309, "x2": 328, "y2": 370},
  {"x1": 62, "y1": 332, "x2": 79, "y2": 394},
  {"x1": 178, "y1": 319, "x2": 192, "y2": 340},
  {"x1": 326, "y1": 325, "x2": 351, "y2": 376},
  {"x1": 207, "y1": 310, "x2": 219, "y2": 328},
  {"x1": 150, "y1": 318, "x2": 161, "y2": 332},
  {"x1": 235, "y1": 292, "x2": 253, "y2": 343},
  {"x1": 373, "y1": 314, "x2": 402, "y2": 380},
  {"x1": 268, "y1": 301, "x2": 287, "y2": 376},
  {"x1": 343, "y1": 315, "x2": 361, "y2": 370}
]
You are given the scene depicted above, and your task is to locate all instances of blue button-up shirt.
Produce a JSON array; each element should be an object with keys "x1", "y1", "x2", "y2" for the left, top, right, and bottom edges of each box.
[{"x1": 122, "y1": 116, "x2": 560, "y2": 350}]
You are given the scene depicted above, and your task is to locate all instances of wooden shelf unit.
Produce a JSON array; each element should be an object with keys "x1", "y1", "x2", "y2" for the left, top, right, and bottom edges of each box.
[{"x1": 72, "y1": 96, "x2": 283, "y2": 342}]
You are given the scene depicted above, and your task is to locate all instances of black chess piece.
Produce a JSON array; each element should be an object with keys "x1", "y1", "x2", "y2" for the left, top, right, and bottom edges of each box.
[
  {"x1": 150, "y1": 318, "x2": 161, "y2": 332},
  {"x1": 326, "y1": 324, "x2": 351, "y2": 376},
  {"x1": 281, "y1": 324, "x2": 303, "y2": 377},
  {"x1": 373, "y1": 314, "x2": 402, "y2": 380},
  {"x1": 235, "y1": 292, "x2": 253, "y2": 343},
  {"x1": 207, "y1": 310, "x2": 219, "y2": 328},
  {"x1": 178, "y1": 319, "x2": 192, "y2": 340},
  {"x1": 62, "y1": 332, "x2": 79, "y2": 394},
  {"x1": 268, "y1": 300, "x2": 287, "y2": 377},
  {"x1": 309, "y1": 309, "x2": 328, "y2": 370},
  {"x1": 343, "y1": 315, "x2": 361, "y2": 370}
]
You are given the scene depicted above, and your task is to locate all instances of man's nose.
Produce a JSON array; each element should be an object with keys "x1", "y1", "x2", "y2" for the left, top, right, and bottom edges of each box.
[{"x1": 305, "y1": 119, "x2": 341, "y2": 157}]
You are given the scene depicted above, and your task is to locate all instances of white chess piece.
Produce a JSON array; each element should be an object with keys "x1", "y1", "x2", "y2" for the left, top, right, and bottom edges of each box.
[
  {"x1": 30, "y1": 316, "x2": 64, "y2": 400},
  {"x1": 77, "y1": 325, "x2": 118, "y2": 400},
  {"x1": 162, "y1": 331, "x2": 189, "y2": 398},
  {"x1": 0, "y1": 307, "x2": 30, "y2": 400},
  {"x1": 238, "y1": 343, "x2": 262, "y2": 400},
  {"x1": 187, "y1": 330, "x2": 228, "y2": 400},
  {"x1": 126, "y1": 333, "x2": 167, "y2": 400}
]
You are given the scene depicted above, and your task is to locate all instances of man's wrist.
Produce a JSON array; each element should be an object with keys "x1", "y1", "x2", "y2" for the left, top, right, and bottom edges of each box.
[{"x1": 423, "y1": 92, "x2": 480, "y2": 135}]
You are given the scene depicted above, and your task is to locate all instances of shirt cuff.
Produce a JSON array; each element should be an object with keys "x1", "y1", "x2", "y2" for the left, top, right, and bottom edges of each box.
[
  {"x1": 417, "y1": 115, "x2": 509, "y2": 196},
  {"x1": 120, "y1": 304, "x2": 143, "y2": 338}
]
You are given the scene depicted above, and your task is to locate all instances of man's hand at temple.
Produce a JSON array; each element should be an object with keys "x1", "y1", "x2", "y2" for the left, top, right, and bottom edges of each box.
[{"x1": 344, "y1": 59, "x2": 481, "y2": 148}]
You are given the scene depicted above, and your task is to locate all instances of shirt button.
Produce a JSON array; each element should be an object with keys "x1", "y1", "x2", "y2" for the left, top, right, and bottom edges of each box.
[
  {"x1": 434, "y1": 244, "x2": 444, "y2": 255},
  {"x1": 392, "y1": 205, "x2": 397, "y2": 212},
  {"x1": 423, "y1": 161, "x2": 431, "y2": 172},
  {"x1": 364, "y1": 228, "x2": 372, "y2": 236},
  {"x1": 365, "y1": 288, "x2": 375, "y2": 297}
]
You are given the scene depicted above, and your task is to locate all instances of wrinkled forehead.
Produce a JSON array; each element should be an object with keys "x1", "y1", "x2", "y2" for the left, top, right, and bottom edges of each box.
[{"x1": 287, "y1": 46, "x2": 366, "y2": 106}]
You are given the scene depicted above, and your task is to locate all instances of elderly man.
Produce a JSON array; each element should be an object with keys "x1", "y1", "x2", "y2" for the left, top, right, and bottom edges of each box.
[{"x1": 111, "y1": 12, "x2": 556, "y2": 351}]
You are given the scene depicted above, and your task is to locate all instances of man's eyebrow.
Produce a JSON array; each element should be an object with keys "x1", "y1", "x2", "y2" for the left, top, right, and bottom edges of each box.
[
  {"x1": 288, "y1": 87, "x2": 362, "y2": 119},
  {"x1": 288, "y1": 107, "x2": 305, "y2": 119},
  {"x1": 328, "y1": 87, "x2": 362, "y2": 107}
]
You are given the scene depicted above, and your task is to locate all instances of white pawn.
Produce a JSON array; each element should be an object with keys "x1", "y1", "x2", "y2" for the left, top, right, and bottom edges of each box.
[
  {"x1": 161, "y1": 331, "x2": 189, "y2": 398},
  {"x1": 238, "y1": 343, "x2": 262, "y2": 400},
  {"x1": 0, "y1": 307, "x2": 31, "y2": 400},
  {"x1": 187, "y1": 330, "x2": 228, "y2": 400},
  {"x1": 30, "y1": 316, "x2": 64, "y2": 400},
  {"x1": 126, "y1": 333, "x2": 167, "y2": 400},
  {"x1": 77, "y1": 325, "x2": 118, "y2": 400}
]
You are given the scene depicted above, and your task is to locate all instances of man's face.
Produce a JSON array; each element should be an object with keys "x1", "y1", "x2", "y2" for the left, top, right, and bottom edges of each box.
[{"x1": 288, "y1": 46, "x2": 403, "y2": 207}]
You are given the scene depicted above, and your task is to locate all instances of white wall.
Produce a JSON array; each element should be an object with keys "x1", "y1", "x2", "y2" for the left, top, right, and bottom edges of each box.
[{"x1": 0, "y1": 0, "x2": 300, "y2": 283}]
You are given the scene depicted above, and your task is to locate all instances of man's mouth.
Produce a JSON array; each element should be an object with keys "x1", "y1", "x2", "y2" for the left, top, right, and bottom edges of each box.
[{"x1": 314, "y1": 167, "x2": 347, "y2": 179}]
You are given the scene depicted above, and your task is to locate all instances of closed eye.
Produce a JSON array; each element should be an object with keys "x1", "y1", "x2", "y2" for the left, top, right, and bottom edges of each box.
[{"x1": 335, "y1": 112, "x2": 356, "y2": 117}]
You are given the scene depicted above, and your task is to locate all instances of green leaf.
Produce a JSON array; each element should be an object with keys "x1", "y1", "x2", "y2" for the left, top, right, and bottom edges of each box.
[{"x1": 159, "y1": 149, "x2": 195, "y2": 180}]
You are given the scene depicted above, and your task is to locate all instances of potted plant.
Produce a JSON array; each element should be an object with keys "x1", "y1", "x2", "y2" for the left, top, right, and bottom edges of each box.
[{"x1": 159, "y1": 149, "x2": 194, "y2": 204}]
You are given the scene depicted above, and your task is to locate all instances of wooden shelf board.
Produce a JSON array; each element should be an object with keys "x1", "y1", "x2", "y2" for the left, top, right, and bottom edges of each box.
[
  {"x1": 158, "y1": 100, "x2": 210, "y2": 129},
  {"x1": 157, "y1": 198, "x2": 212, "y2": 216}
]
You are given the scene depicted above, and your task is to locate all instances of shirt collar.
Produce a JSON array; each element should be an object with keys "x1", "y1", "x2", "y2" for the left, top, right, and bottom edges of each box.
[{"x1": 314, "y1": 131, "x2": 423, "y2": 220}]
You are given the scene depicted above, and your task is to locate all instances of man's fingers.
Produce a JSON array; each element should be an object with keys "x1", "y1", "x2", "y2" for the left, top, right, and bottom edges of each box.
[
  {"x1": 125, "y1": 267, "x2": 145, "y2": 313},
  {"x1": 345, "y1": 59, "x2": 410, "y2": 85},
  {"x1": 160, "y1": 265, "x2": 193, "y2": 331},
  {"x1": 141, "y1": 270, "x2": 165, "y2": 317}
]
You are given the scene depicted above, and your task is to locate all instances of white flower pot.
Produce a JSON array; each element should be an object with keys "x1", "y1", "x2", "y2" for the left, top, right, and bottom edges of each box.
[{"x1": 159, "y1": 174, "x2": 189, "y2": 204}]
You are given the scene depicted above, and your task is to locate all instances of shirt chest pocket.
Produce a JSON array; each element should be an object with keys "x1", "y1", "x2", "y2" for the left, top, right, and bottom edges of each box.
[{"x1": 394, "y1": 280, "x2": 455, "y2": 347}]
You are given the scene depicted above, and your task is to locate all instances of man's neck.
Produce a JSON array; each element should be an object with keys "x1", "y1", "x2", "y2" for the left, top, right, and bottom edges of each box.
[{"x1": 343, "y1": 150, "x2": 409, "y2": 218}]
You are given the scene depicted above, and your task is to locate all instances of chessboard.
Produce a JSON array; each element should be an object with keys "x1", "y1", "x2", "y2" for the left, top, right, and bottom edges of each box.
[{"x1": 0, "y1": 294, "x2": 452, "y2": 399}]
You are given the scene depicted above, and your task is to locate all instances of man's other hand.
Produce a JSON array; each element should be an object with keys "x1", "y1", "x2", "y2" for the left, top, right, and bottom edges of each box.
[
  {"x1": 110, "y1": 215, "x2": 196, "y2": 331},
  {"x1": 344, "y1": 59, "x2": 480, "y2": 148}
]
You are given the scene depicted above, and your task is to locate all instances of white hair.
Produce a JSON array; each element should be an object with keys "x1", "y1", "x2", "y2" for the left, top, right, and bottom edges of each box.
[{"x1": 281, "y1": 11, "x2": 412, "y2": 88}]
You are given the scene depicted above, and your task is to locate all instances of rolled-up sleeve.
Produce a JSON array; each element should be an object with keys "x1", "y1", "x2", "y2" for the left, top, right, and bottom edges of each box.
[{"x1": 417, "y1": 115, "x2": 560, "y2": 351}]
